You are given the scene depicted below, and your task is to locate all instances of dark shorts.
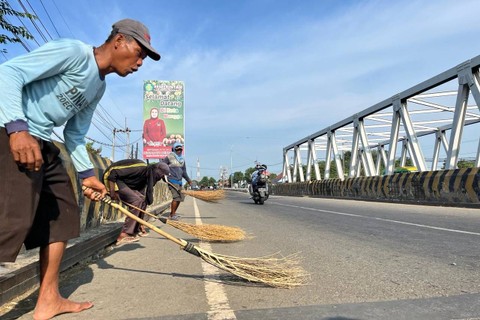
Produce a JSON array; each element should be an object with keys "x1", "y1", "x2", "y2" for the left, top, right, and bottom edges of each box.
[
  {"x1": 0, "y1": 129, "x2": 80, "y2": 262},
  {"x1": 168, "y1": 183, "x2": 185, "y2": 202}
]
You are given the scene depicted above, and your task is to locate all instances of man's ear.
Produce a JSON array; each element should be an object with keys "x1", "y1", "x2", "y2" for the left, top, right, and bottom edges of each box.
[{"x1": 114, "y1": 33, "x2": 126, "y2": 49}]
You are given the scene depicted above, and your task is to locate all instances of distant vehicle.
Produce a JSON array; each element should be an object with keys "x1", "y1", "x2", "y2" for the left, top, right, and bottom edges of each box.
[
  {"x1": 382, "y1": 166, "x2": 418, "y2": 175},
  {"x1": 394, "y1": 166, "x2": 418, "y2": 173}
]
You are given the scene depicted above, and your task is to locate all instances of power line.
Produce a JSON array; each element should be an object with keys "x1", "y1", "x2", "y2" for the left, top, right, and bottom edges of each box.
[
  {"x1": 38, "y1": 0, "x2": 60, "y2": 37},
  {"x1": 50, "y1": 0, "x2": 74, "y2": 37},
  {"x1": 24, "y1": 0, "x2": 53, "y2": 40},
  {"x1": 99, "y1": 90, "x2": 128, "y2": 126},
  {"x1": 95, "y1": 103, "x2": 125, "y2": 133},
  {"x1": 90, "y1": 119, "x2": 116, "y2": 143},
  {"x1": 86, "y1": 135, "x2": 141, "y2": 148},
  {"x1": 16, "y1": 0, "x2": 48, "y2": 43}
]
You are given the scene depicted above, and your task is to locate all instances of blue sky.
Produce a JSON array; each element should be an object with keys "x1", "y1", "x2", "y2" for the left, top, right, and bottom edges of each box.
[{"x1": 3, "y1": 0, "x2": 480, "y2": 180}]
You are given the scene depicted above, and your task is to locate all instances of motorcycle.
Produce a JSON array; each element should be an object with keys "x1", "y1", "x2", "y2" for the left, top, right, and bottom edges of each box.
[{"x1": 249, "y1": 164, "x2": 269, "y2": 204}]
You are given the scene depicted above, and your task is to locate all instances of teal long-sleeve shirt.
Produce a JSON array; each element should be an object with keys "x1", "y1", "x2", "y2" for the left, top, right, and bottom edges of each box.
[{"x1": 0, "y1": 38, "x2": 106, "y2": 178}]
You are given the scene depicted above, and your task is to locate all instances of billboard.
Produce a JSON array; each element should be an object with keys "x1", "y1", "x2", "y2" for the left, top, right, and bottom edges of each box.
[{"x1": 142, "y1": 80, "x2": 185, "y2": 159}]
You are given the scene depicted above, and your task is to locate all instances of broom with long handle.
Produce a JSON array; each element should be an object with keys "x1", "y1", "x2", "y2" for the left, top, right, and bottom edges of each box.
[
  {"x1": 120, "y1": 200, "x2": 247, "y2": 242},
  {"x1": 83, "y1": 186, "x2": 308, "y2": 288},
  {"x1": 164, "y1": 178, "x2": 225, "y2": 203}
]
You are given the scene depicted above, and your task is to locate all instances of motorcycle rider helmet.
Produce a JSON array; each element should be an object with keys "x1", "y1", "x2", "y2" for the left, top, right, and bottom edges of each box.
[
  {"x1": 257, "y1": 164, "x2": 267, "y2": 170},
  {"x1": 255, "y1": 163, "x2": 267, "y2": 170}
]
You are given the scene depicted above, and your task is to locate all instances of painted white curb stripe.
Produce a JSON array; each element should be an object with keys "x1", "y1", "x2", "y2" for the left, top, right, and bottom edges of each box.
[{"x1": 193, "y1": 198, "x2": 237, "y2": 320}]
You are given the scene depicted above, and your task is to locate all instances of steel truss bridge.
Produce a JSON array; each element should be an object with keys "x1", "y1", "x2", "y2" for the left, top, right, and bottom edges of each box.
[{"x1": 282, "y1": 55, "x2": 480, "y2": 183}]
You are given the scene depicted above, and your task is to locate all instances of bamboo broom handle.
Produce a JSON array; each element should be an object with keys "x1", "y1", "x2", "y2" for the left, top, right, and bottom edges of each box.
[
  {"x1": 164, "y1": 177, "x2": 181, "y2": 191},
  {"x1": 121, "y1": 200, "x2": 158, "y2": 219},
  {"x1": 82, "y1": 186, "x2": 185, "y2": 247},
  {"x1": 163, "y1": 176, "x2": 190, "y2": 194},
  {"x1": 121, "y1": 200, "x2": 170, "y2": 224}
]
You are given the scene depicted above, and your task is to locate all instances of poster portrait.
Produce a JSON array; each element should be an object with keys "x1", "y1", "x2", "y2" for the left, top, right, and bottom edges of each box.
[{"x1": 142, "y1": 80, "x2": 185, "y2": 159}]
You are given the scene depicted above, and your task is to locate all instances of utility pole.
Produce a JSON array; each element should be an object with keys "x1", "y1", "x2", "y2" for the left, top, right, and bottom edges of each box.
[
  {"x1": 197, "y1": 157, "x2": 201, "y2": 180},
  {"x1": 113, "y1": 118, "x2": 131, "y2": 159},
  {"x1": 112, "y1": 123, "x2": 131, "y2": 160},
  {"x1": 219, "y1": 166, "x2": 223, "y2": 187},
  {"x1": 122, "y1": 127, "x2": 130, "y2": 159},
  {"x1": 230, "y1": 145, "x2": 233, "y2": 188},
  {"x1": 111, "y1": 128, "x2": 116, "y2": 161},
  {"x1": 125, "y1": 118, "x2": 130, "y2": 159}
]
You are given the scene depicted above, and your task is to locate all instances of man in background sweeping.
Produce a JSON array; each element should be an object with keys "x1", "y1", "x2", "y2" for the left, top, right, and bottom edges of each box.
[
  {"x1": 163, "y1": 142, "x2": 192, "y2": 220},
  {"x1": 0, "y1": 18, "x2": 160, "y2": 319},
  {"x1": 103, "y1": 159, "x2": 170, "y2": 245}
]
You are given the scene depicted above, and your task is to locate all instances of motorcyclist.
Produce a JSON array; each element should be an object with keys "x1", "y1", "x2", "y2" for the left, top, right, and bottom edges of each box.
[{"x1": 251, "y1": 164, "x2": 268, "y2": 192}]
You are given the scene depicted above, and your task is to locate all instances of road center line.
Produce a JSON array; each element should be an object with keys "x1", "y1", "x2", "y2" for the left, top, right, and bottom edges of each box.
[
  {"x1": 274, "y1": 202, "x2": 480, "y2": 236},
  {"x1": 193, "y1": 198, "x2": 237, "y2": 320}
]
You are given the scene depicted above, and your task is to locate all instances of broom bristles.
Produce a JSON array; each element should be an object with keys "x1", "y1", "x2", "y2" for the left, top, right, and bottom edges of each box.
[
  {"x1": 83, "y1": 186, "x2": 307, "y2": 288},
  {"x1": 182, "y1": 189, "x2": 225, "y2": 202},
  {"x1": 166, "y1": 220, "x2": 247, "y2": 242},
  {"x1": 120, "y1": 199, "x2": 246, "y2": 242},
  {"x1": 194, "y1": 247, "x2": 309, "y2": 288}
]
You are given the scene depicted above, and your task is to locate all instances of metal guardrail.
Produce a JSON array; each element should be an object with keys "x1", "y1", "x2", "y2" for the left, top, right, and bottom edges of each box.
[{"x1": 283, "y1": 55, "x2": 480, "y2": 182}]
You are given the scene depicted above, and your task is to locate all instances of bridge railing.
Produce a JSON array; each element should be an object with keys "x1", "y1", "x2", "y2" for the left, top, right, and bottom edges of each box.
[{"x1": 283, "y1": 55, "x2": 480, "y2": 183}]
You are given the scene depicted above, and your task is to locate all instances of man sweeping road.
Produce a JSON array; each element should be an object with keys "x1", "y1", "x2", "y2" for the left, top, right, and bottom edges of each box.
[
  {"x1": 163, "y1": 142, "x2": 192, "y2": 220},
  {"x1": 0, "y1": 18, "x2": 161, "y2": 319},
  {"x1": 103, "y1": 159, "x2": 170, "y2": 246}
]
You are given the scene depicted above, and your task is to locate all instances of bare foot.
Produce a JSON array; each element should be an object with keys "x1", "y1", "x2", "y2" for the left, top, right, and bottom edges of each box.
[
  {"x1": 116, "y1": 232, "x2": 130, "y2": 242},
  {"x1": 33, "y1": 297, "x2": 93, "y2": 320}
]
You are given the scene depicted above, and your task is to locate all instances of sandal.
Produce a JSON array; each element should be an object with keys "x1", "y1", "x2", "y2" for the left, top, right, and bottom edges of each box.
[
  {"x1": 137, "y1": 231, "x2": 149, "y2": 237},
  {"x1": 115, "y1": 236, "x2": 139, "y2": 247}
]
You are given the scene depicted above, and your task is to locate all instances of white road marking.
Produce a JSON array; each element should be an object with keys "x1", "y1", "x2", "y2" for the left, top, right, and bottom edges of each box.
[
  {"x1": 275, "y1": 202, "x2": 480, "y2": 236},
  {"x1": 193, "y1": 198, "x2": 237, "y2": 320}
]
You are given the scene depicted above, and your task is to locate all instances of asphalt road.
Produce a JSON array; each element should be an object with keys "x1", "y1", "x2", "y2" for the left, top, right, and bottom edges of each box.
[{"x1": 4, "y1": 192, "x2": 480, "y2": 320}]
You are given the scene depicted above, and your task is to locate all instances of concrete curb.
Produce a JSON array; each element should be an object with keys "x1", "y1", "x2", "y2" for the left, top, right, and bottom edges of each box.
[
  {"x1": 0, "y1": 222, "x2": 121, "y2": 306},
  {"x1": 0, "y1": 201, "x2": 170, "y2": 306}
]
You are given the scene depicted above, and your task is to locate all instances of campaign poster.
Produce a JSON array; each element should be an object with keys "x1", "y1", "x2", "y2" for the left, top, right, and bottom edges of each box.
[{"x1": 142, "y1": 80, "x2": 185, "y2": 159}]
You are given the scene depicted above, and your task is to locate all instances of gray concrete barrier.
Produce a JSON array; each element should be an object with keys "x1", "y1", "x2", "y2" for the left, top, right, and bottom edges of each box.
[{"x1": 271, "y1": 168, "x2": 480, "y2": 207}]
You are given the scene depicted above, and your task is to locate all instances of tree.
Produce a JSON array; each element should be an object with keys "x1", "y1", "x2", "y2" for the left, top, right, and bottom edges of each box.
[
  {"x1": 0, "y1": 1, "x2": 36, "y2": 53},
  {"x1": 208, "y1": 177, "x2": 216, "y2": 187},
  {"x1": 395, "y1": 157, "x2": 414, "y2": 168},
  {"x1": 244, "y1": 167, "x2": 256, "y2": 183},
  {"x1": 232, "y1": 171, "x2": 244, "y2": 184},
  {"x1": 86, "y1": 142, "x2": 102, "y2": 155},
  {"x1": 199, "y1": 176, "x2": 210, "y2": 187},
  {"x1": 457, "y1": 159, "x2": 475, "y2": 169}
]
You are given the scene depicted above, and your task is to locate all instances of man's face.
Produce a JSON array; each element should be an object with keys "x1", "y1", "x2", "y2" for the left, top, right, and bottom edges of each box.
[{"x1": 112, "y1": 34, "x2": 147, "y2": 77}]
